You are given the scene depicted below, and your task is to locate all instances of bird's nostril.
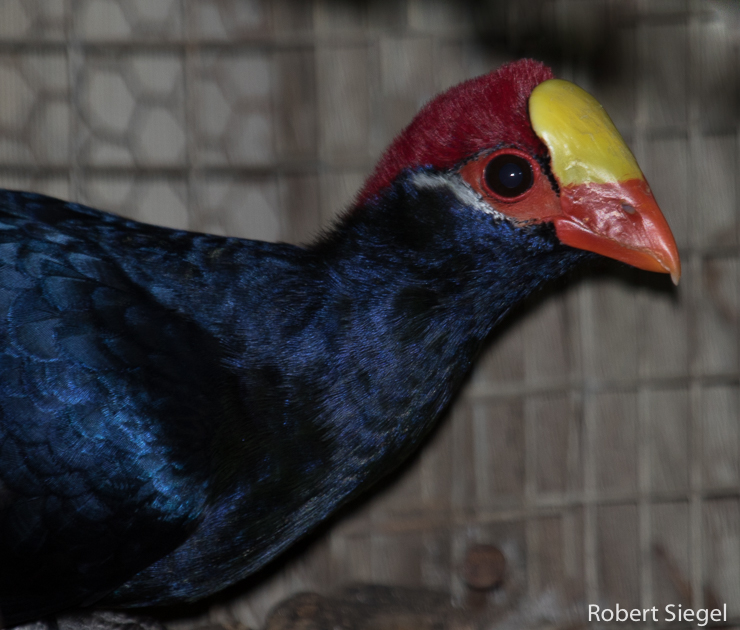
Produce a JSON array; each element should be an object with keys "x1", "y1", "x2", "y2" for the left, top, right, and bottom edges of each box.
[{"x1": 621, "y1": 203, "x2": 636, "y2": 215}]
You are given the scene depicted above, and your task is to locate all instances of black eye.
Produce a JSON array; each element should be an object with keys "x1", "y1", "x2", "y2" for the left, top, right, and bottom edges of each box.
[{"x1": 483, "y1": 153, "x2": 534, "y2": 198}]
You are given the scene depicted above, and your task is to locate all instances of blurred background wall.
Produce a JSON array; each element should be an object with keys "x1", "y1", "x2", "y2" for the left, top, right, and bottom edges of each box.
[{"x1": 0, "y1": 1, "x2": 738, "y2": 627}]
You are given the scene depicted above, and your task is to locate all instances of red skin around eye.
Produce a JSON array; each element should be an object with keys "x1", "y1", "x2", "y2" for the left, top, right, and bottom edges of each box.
[
  {"x1": 459, "y1": 149, "x2": 680, "y2": 281},
  {"x1": 459, "y1": 148, "x2": 560, "y2": 223}
]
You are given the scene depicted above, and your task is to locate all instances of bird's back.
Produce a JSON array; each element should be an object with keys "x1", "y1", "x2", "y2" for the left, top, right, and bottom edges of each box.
[{"x1": 0, "y1": 190, "x2": 298, "y2": 623}]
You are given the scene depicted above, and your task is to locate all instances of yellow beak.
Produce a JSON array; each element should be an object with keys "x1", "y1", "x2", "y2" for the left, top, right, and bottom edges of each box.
[{"x1": 529, "y1": 79, "x2": 681, "y2": 284}]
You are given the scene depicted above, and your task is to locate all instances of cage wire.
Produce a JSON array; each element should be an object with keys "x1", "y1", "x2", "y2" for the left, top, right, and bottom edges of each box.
[{"x1": 0, "y1": 1, "x2": 738, "y2": 628}]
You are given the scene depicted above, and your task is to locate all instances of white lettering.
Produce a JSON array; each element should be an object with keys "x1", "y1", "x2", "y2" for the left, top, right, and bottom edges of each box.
[
  {"x1": 615, "y1": 604, "x2": 628, "y2": 622},
  {"x1": 590, "y1": 603, "x2": 727, "y2": 624},
  {"x1": 665, "y1": 604, "x2": 676, "y2": 622}
]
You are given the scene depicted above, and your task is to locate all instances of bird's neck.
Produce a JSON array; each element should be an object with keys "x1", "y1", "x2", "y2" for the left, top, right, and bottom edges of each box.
[{"x1": 303, "y1": 173, "x2": 588, "y2": 472}]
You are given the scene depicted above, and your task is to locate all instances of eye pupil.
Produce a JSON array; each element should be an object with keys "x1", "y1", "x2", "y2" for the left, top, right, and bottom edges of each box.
[
  {"x1": 499, "y1": 163, "x2": 524, "y2": 189},
  {"x1": 484, "y1": 153, "x2": 534, "y2": 198}
]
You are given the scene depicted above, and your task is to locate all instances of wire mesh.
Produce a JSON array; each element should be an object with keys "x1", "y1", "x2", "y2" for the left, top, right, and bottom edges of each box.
[{"x1": 0, "y1": 1, "x2": 738, "y2": 627}]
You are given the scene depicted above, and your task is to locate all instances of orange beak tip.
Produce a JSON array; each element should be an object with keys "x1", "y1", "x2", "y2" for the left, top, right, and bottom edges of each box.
[
  {"x1": 670, "y1": 266, "x2": 680, "y2": 287},
  {"x1": 552, "y1": 180, "x2": 681, "y2": 284}
]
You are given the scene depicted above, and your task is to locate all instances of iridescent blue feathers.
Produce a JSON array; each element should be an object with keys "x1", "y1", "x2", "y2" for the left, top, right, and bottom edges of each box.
[{"x1": 0, "y1": 173, "x2": 590, "y2": 624}]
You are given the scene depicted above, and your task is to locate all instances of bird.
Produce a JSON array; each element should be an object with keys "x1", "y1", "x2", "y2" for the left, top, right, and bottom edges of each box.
[{"x1": 0, "y1": 59, "x2": 679, "y2": 626}]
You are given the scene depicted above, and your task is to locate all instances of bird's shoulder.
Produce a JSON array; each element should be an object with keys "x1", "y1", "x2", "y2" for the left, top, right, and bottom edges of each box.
[{"x1": 0, "y1": 190, "x2": 258, "y2": 622}]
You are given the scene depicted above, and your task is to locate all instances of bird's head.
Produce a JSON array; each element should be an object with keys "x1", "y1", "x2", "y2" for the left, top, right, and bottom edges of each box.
[{"x1": 358, "y1": 59, "x2": 680, "y2": 284}]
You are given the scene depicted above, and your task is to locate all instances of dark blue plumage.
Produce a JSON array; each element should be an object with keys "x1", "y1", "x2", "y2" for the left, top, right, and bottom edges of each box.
[
  {"x1": 0, "y1": 169, "x2": 590, "y2": 624},
  {"x1": 0, "y1": 59, "x2": 682, "y2": 627}
]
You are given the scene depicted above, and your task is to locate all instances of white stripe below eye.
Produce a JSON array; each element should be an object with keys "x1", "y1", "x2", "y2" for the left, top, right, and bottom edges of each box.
[{"x1": 410, "y1": 172, "x2": 506, "y2": 221}]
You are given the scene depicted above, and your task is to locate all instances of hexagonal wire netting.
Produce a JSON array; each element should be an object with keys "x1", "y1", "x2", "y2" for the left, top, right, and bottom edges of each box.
[{"x1": 0, "y1": 0, "x2": 738, "y2": 628}]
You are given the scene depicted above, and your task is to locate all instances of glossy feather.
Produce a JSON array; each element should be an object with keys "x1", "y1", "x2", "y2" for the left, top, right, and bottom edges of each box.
[
  {"x1": 0, "y1": 170, "x2": 591, "y2": 624},
  {"x1": 0, "y1": 59, "x2": 609, "y2": 625}
]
